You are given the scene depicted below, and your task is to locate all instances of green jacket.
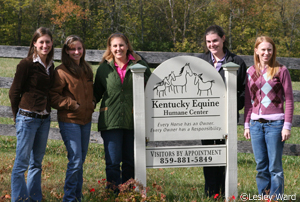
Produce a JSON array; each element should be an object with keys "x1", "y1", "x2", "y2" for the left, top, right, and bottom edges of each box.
[{"x1": 93, "y1": 53, "x2": 151, "y2": 131}]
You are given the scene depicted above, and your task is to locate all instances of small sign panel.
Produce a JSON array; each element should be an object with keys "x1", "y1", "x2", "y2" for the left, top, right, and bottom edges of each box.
[
  {"x1": 145, "y1": 56, "x2": 227, "y2": 141},
  {"x1": 146, "y1": 145, "x2": 226, "y2": 168}
]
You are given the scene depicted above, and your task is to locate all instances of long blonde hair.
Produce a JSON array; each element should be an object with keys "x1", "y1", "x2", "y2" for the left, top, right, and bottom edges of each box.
[{"x1": 254, "y1": 36, "x2": 280, "y2": 78}]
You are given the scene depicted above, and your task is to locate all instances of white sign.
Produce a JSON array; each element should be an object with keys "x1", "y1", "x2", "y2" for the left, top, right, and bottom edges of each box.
[
  {"x1": 145, "y1": 56, "x2": 227, "y2": 141},
  {"x1": 146, "y1": 145, "x2": 226, "y2": 168}
]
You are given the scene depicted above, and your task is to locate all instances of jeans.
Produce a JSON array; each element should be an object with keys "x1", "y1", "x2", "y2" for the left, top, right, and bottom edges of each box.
[
  {"x1": 11, "y1": 111, "x2": 50, "y2": 202},
  {"x1": 101, "y1": 129, "x2": 134, "y2": 189},
  {"x1": 250, "y1": 119, "x2": 284, "y2": 198},
  {"x1": 59, "y1": 121, "x2": 91, "y2": 202}
]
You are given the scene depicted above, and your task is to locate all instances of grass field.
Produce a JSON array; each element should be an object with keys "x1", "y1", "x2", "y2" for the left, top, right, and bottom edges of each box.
[
  {"x1": 1, "y1": 136, "x2": 299, "y2": 201},
  {"x1": 0, "y1": 58, "x2": 300, "y2": 201}
]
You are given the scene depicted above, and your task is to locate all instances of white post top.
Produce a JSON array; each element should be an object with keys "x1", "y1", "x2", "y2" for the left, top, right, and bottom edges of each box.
[
  {"x1": 222, "y1": 62, "x2": 239, "y2": 71},
  {"x1": 130, "y1": 63, "x2": 147, "y2": 72}
]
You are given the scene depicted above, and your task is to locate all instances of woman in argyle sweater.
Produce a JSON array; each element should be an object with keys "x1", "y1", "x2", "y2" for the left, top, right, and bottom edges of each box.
[{"x1": 244, "y1": 36, "x2": 294, "y2": 199}]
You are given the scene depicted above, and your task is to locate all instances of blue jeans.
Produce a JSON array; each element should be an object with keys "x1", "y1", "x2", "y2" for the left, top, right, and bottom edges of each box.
[
  {"x1": 11, "y1": 111, "x2": 50, "y2": 202},
  {"x1": 250, "y1": 119, "x2": 284, "y2": 198},
  {"x1": 59, "y1": 121, "x2": 91, "y2": 202},
  {"x1": 101, "y1": 129, "x2": 134, "y2": 189}
]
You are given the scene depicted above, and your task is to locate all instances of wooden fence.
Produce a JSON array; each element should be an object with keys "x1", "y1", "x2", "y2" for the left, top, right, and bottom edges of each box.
[{"x1": 1, "y1": 45, "x2": 300, "y2": 155}]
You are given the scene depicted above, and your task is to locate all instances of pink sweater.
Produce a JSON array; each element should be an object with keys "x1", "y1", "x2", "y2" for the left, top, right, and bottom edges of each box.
[{"x1": 244, "y1": 65, "x2": 294, "y2": 130}]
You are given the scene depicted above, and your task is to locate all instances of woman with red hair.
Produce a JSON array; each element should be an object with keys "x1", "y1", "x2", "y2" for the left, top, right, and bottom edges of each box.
[{"x1": 244, "y1": 36, "x2": 294, "y2": 199}]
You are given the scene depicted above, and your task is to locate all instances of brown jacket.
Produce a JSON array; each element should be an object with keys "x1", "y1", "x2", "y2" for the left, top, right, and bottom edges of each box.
[
  {"x1": 9, "y1": 56, "x2": 54, "y2": 119},
  {"x1": 50, "y1": 64, "x2": 94, "y2": 125}
]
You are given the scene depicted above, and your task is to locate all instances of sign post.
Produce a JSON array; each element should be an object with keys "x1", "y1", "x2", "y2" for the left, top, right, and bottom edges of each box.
[
  {"x1": 130, "y1": 63, "x2": 147, "y2": 188},
  {"x1": 223, "y1": 62, "x2": 239, "y2": 199}
]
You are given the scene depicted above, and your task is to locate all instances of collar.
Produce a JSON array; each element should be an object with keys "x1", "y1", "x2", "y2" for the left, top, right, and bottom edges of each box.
[
  {"x1": 128, "y1": 54, "x2": 135, "y2": 61},
  {"x1": 211, "y1": 49, "x2": 227, "y2": 64},
  {"x1": 114, "y1": 54, "x2": 135, "y2": 68},
  {"x1": 33, "y1": 54, "x2": 53, "y2": 74}
]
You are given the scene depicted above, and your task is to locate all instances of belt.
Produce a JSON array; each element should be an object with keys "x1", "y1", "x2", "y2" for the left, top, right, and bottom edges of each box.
[
  {"x1": 19, "y1": 110, "x2": 49, "y2": 119},
  {"x1": 254, "y1": 118, "x2": 275, "y2": 123}
]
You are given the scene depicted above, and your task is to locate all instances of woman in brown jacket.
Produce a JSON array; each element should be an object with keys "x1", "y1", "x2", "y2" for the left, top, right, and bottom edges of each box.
[
  {"x1": 50, "y1": 35, "x2": 94, "y2": 202},
  {"x1": 9, "y1": 27, "x2": 54, "y2": 202}
]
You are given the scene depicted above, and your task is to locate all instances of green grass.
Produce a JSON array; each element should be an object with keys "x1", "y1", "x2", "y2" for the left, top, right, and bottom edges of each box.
[
  {"x1": 0, "y1": 136, "x2": 299, "y2": 201},
  {"x1": 0, "y1": 58, "x2": 22, "y2": 78},
  {"x1": 0, "y1": 88, "x2": 10, "y2": 106}
]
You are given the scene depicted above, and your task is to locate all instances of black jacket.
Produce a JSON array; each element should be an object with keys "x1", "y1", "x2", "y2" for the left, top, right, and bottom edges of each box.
[{"x1": 198, "y1": 49, "x2": 247, "y2": 117}]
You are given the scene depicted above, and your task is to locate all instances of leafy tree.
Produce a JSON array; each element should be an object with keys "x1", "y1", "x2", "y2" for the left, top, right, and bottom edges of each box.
[
  {"x1": 273, "y1": 0, "x2": 300, "y2": 57},
  {"x1": 51, "y1": 0, "x2": 87, "y2": 45},
  {"x1": 0, "y1": 0, "x2": 31, "y2": 45},
  {"x1": 0, "y1": 0, "x2": 300, "y2": 58}
]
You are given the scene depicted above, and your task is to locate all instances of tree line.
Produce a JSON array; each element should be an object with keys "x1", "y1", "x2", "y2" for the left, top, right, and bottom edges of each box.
[{"x1": 0, "y1": 0, "x2": 300, "y2": 58}]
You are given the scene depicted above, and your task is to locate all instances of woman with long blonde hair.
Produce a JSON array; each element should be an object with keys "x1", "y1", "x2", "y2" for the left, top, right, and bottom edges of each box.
[
  {"x1": 93, "y1": 33, "x2": 151, "y2": 192},
  {"x1": 244, "y1": 36, "x2": 294, "y2": 199}
]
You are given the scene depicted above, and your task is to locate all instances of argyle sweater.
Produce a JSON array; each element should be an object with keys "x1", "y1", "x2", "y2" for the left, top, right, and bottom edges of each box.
[{"x1": 244, "y1": 65, "x2": 294, "y2": 125}]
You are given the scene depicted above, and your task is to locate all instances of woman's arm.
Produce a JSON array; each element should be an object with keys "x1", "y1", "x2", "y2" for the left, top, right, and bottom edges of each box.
[
  {"x1": 9, "y1": 59, "x2": 29, "y2": 120},
  {"x1": 244, "y1": 71, "x2": 253, "y2": 125},
  {"x1": 281, "y1": 66, "x2": 294, "y2": 141},
  {"x1": 243, "y1": 72, "x2": 253, "y2": 140},
  {"x1": 237, "y1": 60, "x2": 247, "y2": 111},
  {"x1": 93, "y1": 65, "x2": 105, "y2": 104},
  {"x1": 281, "y1": 67, "x2": 294, "y2": 124}
]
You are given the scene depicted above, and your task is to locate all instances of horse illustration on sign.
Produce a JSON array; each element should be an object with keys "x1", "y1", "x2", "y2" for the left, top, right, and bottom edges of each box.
[
  {"x1": 169, "y1": 63, "x2": 193, "y2": 94},
  {"x1": 153, "y1": 62, "x2": 214, "y2": 97},
  {"x1": 194, "y1": 73, "x2": 215, "y2": 96}
]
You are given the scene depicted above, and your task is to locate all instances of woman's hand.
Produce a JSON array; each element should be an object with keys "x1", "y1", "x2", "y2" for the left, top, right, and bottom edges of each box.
[
  {"x1": 281, "y1": 129, "x2": 291, "y2": 142},
  {"x1": 244, "y1": 128, "x2": 251, "y2": 139}
]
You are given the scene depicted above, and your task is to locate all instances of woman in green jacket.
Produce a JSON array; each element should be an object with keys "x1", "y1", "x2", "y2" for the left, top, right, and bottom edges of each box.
[{"x1": 93, "y1": 33, "x2": 151, "y2": 191}]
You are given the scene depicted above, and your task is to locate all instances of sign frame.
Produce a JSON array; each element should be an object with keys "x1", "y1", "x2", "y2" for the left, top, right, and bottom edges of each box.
[{"x1": 130, "y1": 57, "x2": 239, "y2": 200}]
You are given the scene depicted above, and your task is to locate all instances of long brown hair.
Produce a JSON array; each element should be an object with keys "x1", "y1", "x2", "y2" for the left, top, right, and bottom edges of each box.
[
  {"x1": 28, "y1": 27, "x2": 54, "y2": 65},
  {"x1": 101, "y1": 33, "x2": 134, "y2": 63},
  {"x1": 61, "y1": 35, "x2": 93, "y2": 79},
  {"x1": 254, "y1": 36, "x2": 280, "y2": 78}
]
